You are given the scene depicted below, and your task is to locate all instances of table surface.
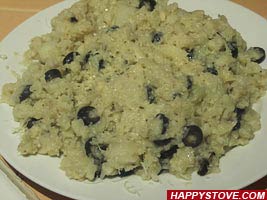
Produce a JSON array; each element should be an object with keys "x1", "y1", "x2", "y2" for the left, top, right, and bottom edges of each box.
[{"x1": 0, "y1": 0, "x2": 267, "y2": 199}]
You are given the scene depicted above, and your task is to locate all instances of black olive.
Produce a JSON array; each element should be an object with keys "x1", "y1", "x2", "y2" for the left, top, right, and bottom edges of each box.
[
  {"x1": 186, "y1": 49, "x2": 194, "y2": 61},
  {"x1": 152, "y1": 32, "x2": 163, "y2": 43},
  {"x1": 160, "y1": 145, "x2": 178, "y2": 159},
  {"x1": 90, "y1": 145, "x2": 105, "y2": 162},
  {"x1": 182, "y1": 125, "x2": 203, "y2": 148},
  {"x1": 99, "y1": 144, "x2": 108, "y2": 151},
  {"x1": 45, "y1": 69, "x2": 62, "y2": 82},
  {"x1": 94, "y1": 165, "x2": 102, "y2": 179},
  {"x1": 234, "y1": 107, "x2": 245, "y2": 120},
  {"x1": 107, "y1": 25, "x2": 120, "y2": 32},
  {"x1": 172, "y1": 92, "x2": 182, "y2": 100},
  {"x1": 153, "y1": 138, "x2": 173, "y2": 146},
  {"x1": 197, "y1": 159, "x2": 209, "y2": 176},
  {"x1": 206, "y1": 67, "x2": 218, "y2": 75},
  {"x1": 146, "y1": 85, "x2": 156, "y2": 104},
  {"x1": 137, "y1": 0, "x2": 157, "y2": 11},
  {"x1": 187, "y1": 76, "x2": 193, "y2": 90},
  {"x1": 63, "y1": 52, "x2": 80, "y2": 65},
  {"x1": 227, "y1": 41, "x2": 238, "y2": 58},
  {"x1": 105, "y1": 167, "x2": 140, "y2": 178},
  {"x1": 19, "y1": 85, "x2": 32, "y2": 102},
  {"x1": 118, "y1": 169, "x2": 136, "y2": 177},
  {"x1": 98, "y1": 59, "x2": 105, "y2": 70},
  {"x1": 232, "y1": 121, "x2": 241, "y2": 131},
  {"x1": 84, "y1": 139, "x2": 106, "y2": 180},
  {"x1": 70, "y1": 17, "x2": 78, "y2": 23},
  {"x1": 111, "y1": 25, "x2": 119, "y2": 30},
  {"x1": 85, "y1": 139, "x2": 92, "y2": 156},
  {"x1": 210, "y1": 152, "x2": 216, "y2": 158},
  {"x1": 26, "y1": 118, "x2": 39, "y2": 129},
  {"x1": 83, "y1": 51, "x2": 92, "y2": 64},
  {"x1": 92, "y1": 145, "x2": 106, "y2": 179},
  {"x1": 94, "y1": 155, "x2": 103, "y2": 164},
  {"x1": 78, "y1": 106, "x2": 100, "y2": 126},
  {"x1": 249, "y1": 47, "x2": 266, "y2": 64},
  {"x1": 156, "y1": 113, "x2": 169, "y2": 135},
  {"x1": 232, "y1": 107, "x2": 245, "y2": 131}
]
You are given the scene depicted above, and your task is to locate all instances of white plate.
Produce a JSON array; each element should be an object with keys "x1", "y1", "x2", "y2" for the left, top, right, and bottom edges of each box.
[{"x1": 0, "y1": 0, "x2": 267, "y2": 199}]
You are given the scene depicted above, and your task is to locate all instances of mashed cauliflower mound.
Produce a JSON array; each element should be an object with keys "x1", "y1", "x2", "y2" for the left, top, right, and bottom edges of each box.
[{"x1": 2, "y1": 0, "x2": 267, "y2": 181}]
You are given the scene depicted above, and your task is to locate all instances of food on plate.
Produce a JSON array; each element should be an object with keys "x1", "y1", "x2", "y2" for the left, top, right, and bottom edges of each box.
[{"x1": 1, "y1": 0, "x2": 267, "y2": 181}]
